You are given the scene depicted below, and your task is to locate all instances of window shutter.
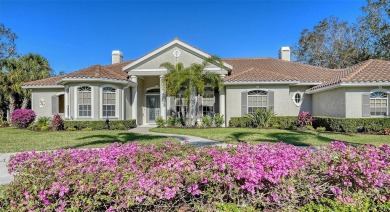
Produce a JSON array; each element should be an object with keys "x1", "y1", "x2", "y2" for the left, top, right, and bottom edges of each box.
[
  {"x1": 388, "y1": 94, "x2": 390, "y2": 117},
  {"x1": 362, "y1": 93, "x2": 370, "y2": 117},
  {"x1": 241, "y1": 91, "x2": 247, "y2": 116},
  {"x1": 52, "y1": 95, "x2": 58, "y2": 114},
  {"x1": 268, "y1": 90, "x2": 274, "y2": 111},
  {"x1": 169, "y1": 97, "x2": 176, "y2": 116}
]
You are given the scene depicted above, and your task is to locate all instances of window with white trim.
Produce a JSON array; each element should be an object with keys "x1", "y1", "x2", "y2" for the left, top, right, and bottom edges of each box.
[
  {"x1": 247, "y1": 90, "x2": 268, "y2": 114},
  {"x1": 78, "y1": 86, "x2": 92, "y2": 117},
  {"x1": 370, "y1": 91, "x2": 388, "y2": 116},
  {"x1": 102, "y1": 87, "x2": 116, "y2": 117},
  {"x1": 292, "y1": 92, "x2": 303, "y2": 106}
]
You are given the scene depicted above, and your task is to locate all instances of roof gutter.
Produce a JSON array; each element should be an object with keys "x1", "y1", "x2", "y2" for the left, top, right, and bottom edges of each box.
[
  {"x1": 59, "y1": 78, "x2": 131, "y2": 85},
  {"x1": 306, "y1": 82, "x2": 390, "y2": 94},
  {"x1": 21, "y1": 85, "x2": 65, "y2": 89},
  {"x1": 224, "y1": 81, "x2": 300, "y2": 85}
]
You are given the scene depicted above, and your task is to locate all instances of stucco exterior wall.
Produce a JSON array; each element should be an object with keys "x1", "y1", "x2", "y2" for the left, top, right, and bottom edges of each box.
[
  {"x1": 312, "y1": 88, "x2": 346, "y2": 117},
  {"x1": 289, "y1": 86, "x2": 312, "y2": 114},
  {"x1": 137, "y1": 78, "x2": 145, "y2": 125},
  {"x1": 225, "y1": 84, "x2": 307, "y2": 123},
  {"x1": 124, "y1": 87, "x2": 132, "y2": 120},
  {"x1": 345, "y1": 86, "x2": 390, "y2": 118},
  {"x1": 31, "y1": 88, "x2": 65, "y2": 119}
]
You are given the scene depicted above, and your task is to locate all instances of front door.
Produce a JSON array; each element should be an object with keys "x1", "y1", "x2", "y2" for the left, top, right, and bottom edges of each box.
[{"x1": 146, "y1": 95, "x2": 160, "y2": 123}]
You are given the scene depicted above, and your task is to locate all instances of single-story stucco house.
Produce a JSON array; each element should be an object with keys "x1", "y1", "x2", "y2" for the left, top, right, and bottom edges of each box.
[{"x1": 22, "y1": 38, "x2": 390, "y2": 126}]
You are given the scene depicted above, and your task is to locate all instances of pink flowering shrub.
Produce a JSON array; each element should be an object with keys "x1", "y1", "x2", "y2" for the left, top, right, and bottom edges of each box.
[
  {"x1": 3, "y1": 142, "x2": 390, "y2": 211},
  {"x1": 10, "y1": 109, "x2": 36, "y2": 128},
  {"x1": 296, "y1": 111, "x2": 314, "y2": 128}
]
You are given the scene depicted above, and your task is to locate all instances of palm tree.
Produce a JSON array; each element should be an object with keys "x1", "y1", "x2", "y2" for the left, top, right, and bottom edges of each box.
[
  {"x1": 160, "y1": 56, "x2": 224, "y2": 126},
  {"x1": 0, "y1": 54, "x2": 52, "y2": 120}
]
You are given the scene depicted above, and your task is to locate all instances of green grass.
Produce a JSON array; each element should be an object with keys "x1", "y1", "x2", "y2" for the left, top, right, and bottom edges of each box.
[
  {"x1": 0, "y1": 184, "x2": 8, "y2": 200},
  {"x1": 0, "y1": 127, "x2": 177, "y2": 153},
  {"x1": 151, "y1": 127, "x2": 390, "y2": 146}
]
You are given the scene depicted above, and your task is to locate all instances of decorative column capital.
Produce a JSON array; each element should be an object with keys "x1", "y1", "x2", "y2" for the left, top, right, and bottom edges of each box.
[{"x1": 130, "y1": 76, "x2": 138, "y2": 83}]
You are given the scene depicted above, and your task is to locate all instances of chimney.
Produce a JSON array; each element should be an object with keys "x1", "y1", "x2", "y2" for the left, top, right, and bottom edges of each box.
[
  {"x1": 279, "y1": 47, "x2": 290, "y2": 61},
  {"x1": 112, "y1": 50, "x2": 123, "y2": 64}
]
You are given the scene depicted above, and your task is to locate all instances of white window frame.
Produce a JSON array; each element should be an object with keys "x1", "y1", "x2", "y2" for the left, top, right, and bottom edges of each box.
[
  {"x1": 100, "y1": 85, "x2": 120, "y2": 119},
  {"x1": 247, "y1": 89, "x2": 268, "y2": 114},
  {"x1": 369, "y1": 89, "x2": 389, "y2": 117},
  {"x1": 292, "y1": 91, "x2": 304, "y2": 107},
  {"x1": 75, "y1": 85, "x2": 94, "y2": 118}
]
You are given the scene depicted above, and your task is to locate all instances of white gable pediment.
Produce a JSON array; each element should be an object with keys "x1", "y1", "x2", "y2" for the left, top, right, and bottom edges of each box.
[{"x1": 123, "y1": 39, "x2": 232, "y2": 76}]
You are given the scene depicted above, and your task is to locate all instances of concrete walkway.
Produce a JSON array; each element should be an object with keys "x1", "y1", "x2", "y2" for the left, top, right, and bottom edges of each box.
[
  {"x1": 129, "y1": 125, "x2": 226, "y2": 147},
  {"x1": 0, "y1": 126, "x2": 224, "y2": 185}
]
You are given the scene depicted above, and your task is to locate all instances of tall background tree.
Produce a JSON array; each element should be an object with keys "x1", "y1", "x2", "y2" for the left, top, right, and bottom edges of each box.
[
  {"x1": 160, "y1": 56, "x2": 224, "y2": 126},
  {"x1": 0, "y1": 24, "x2": 52, "y2": 121},
  {"x1": 293, "y1": 0, "x2": 389, "y2": 68}
]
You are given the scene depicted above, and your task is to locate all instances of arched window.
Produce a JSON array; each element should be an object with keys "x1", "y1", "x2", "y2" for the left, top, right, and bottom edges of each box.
[
  {"x1": 102, "y1": 87, "x2": 117, "y2": 117},
  {"x1": 370, "y1": 91, "x2": 388, "y2": 116},
  {"x1": 78, "y1": 86, "x2": 92, "y2": 117},
  {"x1": 247, "y1": 90, "x2": 268, "y2": 114}
]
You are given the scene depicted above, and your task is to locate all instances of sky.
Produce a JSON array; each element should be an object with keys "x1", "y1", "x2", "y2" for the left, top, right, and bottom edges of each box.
[{"x1": 1, "y1": 0, "x2": 366, "y2": 74}]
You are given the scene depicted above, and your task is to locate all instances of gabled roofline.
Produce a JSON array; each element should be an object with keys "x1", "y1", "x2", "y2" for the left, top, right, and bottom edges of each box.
[
  {"x1": 306, "y1": 82, "x2": 390, "y2": 94},
  {"x1": 122, "y1": 38, "x2": 233, "y2": 72}
]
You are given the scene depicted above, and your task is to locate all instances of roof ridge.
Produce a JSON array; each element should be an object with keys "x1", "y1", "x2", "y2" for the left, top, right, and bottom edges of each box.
[{"x1": 342, "y1": 60, "x2": 374, "y2": 82}]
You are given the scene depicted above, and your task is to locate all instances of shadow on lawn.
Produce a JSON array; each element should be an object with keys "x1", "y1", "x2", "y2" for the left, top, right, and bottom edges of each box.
[
  {"x1": 63, "y1": 132, "x2": 168, "y2": 149},
  {"x1": 227, "y1": 130, "x2": 362, "y2": 146}
]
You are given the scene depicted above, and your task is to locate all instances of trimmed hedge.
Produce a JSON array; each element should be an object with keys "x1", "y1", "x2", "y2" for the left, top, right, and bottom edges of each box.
[
  {"x1": 229, "y1": 116, "x2": 390, "y2": 133},
  {"x1": 229, "y1": 116, "x2": 296, "y2": 129},
  {"x1": 64, "y1": 120, "x2": 136, "y2": 130},
  {"x1": 313, "y1": 117, "x2": 390, "y2": 133}
]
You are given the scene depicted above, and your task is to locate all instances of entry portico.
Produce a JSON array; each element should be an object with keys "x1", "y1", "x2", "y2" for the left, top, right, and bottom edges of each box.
[{"x1": 124, "y1": 38, "x2": 231, "y2": 126}]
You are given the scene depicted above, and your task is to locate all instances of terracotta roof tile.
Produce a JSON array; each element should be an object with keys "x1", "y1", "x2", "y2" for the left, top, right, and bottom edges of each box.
[
  {"x1": 23, "y1": 75, "x2": 63, "y2": 86},
  {"x1": 223, "y1": 58, "x2": 340, "y2": 83},
  {"x1": 310, "y1": 59, "x2": 390, "y2": 90},
  {"x1": 23, "y1": 60, "x2": 133, "y2": 86},
  {"x1": 225, "y1": 67, "x2": 298, "y2": 82}
]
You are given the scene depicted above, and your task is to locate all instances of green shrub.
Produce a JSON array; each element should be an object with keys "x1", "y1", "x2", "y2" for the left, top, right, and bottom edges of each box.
[
  {"x1": 306, "y1": 125, "x2": 315, "y2": 131},
  {"x1": 82, "y1": 127, "x2": 93, "y2": 131},
  {"x1": 230, "y1": 116, "x2": 296, "y2": 129},
  {"x1": 36, "y1": 116, "x2": 51, "y2": 128},
  {"x1": 40, "y1": 126, "x2": 49, "y2": 131},
  {"x1": 66, "y1": 127, "x2": 77, "y2": 131},
  {"x1": 202, "y1": 115, "x2": 212, "y2": 128},
  {"x1": 313, "y1": 117, "x2": 390, "y2": 133},
  {"x1": 245, "y1": 107, "x2": 275, "y2": 128},
  {"x1": 0, "y1": 120, "x2": 10, "y2": 128},
  {"x1": 214, "y1": 113, "x2": 224, "y2": 127},
  {"x1": 155, "y1": 116, "x2": 166, "y2": 128},
  {"x1": 316, "y1": 126, "x2": 326, "y2": 133},
  {"x1": 64, "y1": 120, "x2": 136, "y2": 130},
  {"x1": 167, "y1": 116, "x2": 176, "y2": 127}
]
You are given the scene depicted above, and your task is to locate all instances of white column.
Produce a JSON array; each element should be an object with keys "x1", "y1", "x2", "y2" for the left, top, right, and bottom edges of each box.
[
  {"x1": 64, "y1": 86, "x2": 69, "y2": 119},
  {"x1": 131, "y1": 76, "x2": 138, "y2": 124},
  {"x1": 219, "y1": 74, "x2": 226, "y2": 127},
  {"x1": 160, "y1": 75, "x2": 167, "y2": 119}
]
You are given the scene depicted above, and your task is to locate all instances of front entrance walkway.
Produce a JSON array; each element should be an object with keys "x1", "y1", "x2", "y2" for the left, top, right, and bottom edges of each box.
[{"x1": 130, "y1": 126, "x2": 225, "y2": 147}]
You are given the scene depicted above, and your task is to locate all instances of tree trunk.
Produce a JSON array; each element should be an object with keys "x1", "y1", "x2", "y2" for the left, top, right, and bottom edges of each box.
[
  {"x1": 190, "y1": 90, "x2": 197, "y2": 126},
  {"x1": 9, "y1": 94, "x2": 15, "y2": 120},
  {"x1": 21, "y1": 96, "x2": 29, "y2": 109}
]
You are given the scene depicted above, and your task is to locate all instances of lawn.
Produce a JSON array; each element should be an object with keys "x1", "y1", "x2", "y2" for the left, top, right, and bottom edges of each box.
[
  {"x1": 151, "y1": 127, "x2": 390, "y2": 146},
  {"x1": 0, "y1": 128, "x2": 177, "y2": 153}
]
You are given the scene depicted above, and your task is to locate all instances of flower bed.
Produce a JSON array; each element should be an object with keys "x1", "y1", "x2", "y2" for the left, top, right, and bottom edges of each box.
[{"x1": 3, "y1": 142, "x2": 390, "y2": 211}]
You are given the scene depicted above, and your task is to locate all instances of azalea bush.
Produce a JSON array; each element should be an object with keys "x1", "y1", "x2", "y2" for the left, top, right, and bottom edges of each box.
[
  {"x1": 3, "y1": 142, "x2": 389, "y2": 211},
  {"x1": 10, "y1": 109, "x2": 36, "y2": 128}
]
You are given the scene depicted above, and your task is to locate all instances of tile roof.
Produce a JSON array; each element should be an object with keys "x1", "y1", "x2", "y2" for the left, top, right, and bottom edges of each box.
[
  {"x1": 23, "y1": 60, "x2": 133, "y2": 86},
  {"x1": 309, "y1": 59, "x2": 390, "y2": 90},
  {"x1": 23, "y1": 75, "x2": 64, "y2": 86},
  {"x1": 223, "y1": 58, "x2": 341, "y2": 83},
  {"x1": 225, "y1": 67, "x2": 299, "y2": 82}
]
